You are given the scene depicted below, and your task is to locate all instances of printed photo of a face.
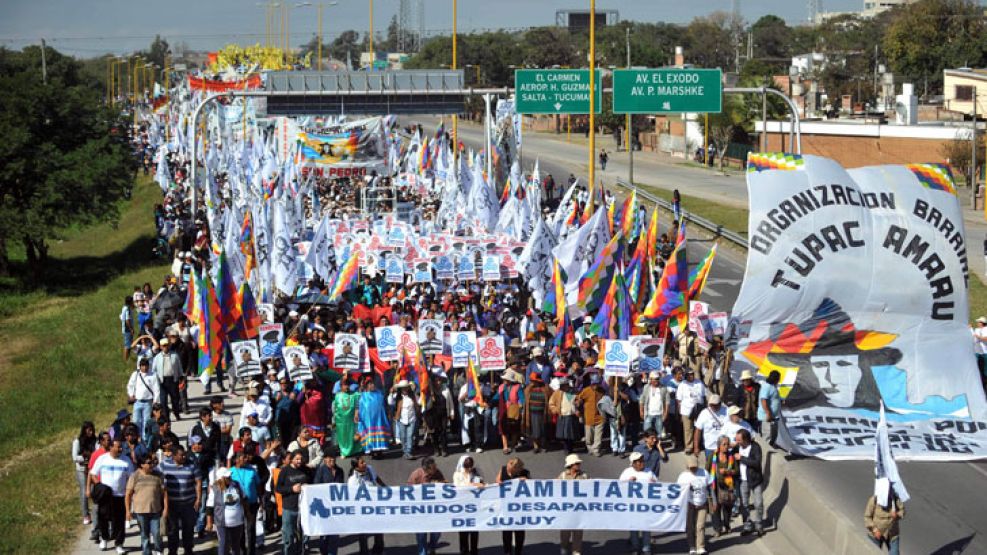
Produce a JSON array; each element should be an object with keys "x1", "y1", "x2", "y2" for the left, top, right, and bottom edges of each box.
[{"x1": 749, "y1": 299, "x2": 901, "y2": 412}]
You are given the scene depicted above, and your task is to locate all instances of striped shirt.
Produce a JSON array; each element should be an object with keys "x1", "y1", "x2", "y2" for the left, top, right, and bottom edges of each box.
[{"x1": 157, "y1": 460, "x2": 201, "y2": 504}]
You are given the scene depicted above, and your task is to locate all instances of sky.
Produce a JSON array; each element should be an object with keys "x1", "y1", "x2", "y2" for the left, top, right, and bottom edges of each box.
[{"x1": 0, "y1": 0, "x2": 864, "y2": 58}]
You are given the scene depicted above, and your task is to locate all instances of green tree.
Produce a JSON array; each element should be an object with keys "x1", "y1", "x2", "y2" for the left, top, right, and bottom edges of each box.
[
  {"x1": 698, "y1": 96, "x2": 747, "y2": 169},
  {"x1": 0, "y1": 46, "x2": 135, "y2": 278},
  {"x1": 328, "y1": 30, "x2": 366, "y2": 68},
  {"x1": 139, "y1": 35, "x2": 170, "y2": 82},
  {"x1": 520, "y1": 27, "x2": 576, "y2": 68},
  {"x1": 685, "y1": 12, "x2": 743, "y2": 70},
  {"x1": 883, "y1": 0, "x2": 987, "y2": 92}
]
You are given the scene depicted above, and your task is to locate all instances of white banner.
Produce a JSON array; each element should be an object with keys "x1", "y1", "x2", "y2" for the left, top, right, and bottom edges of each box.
[
  {"x1": 300, "y1": 480, "x2": 686, "y2": 536},
  {"x1": 731, "y1": 154, "x2": 987, "y2": 460}
]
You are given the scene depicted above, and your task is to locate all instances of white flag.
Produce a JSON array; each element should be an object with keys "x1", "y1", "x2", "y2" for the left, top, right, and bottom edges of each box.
[
  {"x1": 552, "y1": 208, "x2": 610, "y2": 309},
  {"x1": 517, "y1": 216, "x2": 558, "y2": 307},
  {"x1": 306, "y1": 216, "x2": 333, "y2": 279},
  {"x1": 874, "y1": 403, "x2": 910, "y2": 506},
  {"x1": 271, "y1": 202, "x2": 298, "y2": 296}
]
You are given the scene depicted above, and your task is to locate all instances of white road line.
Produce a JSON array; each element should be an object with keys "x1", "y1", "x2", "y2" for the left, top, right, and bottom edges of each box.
[{"x1": 968, "y1": 462, "x2": 987, "y2": 479}]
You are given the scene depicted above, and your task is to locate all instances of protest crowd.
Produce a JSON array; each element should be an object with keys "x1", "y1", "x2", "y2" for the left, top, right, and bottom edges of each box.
[{"x1": 77, "y1": 68, "x2": 926, "y2": 555}]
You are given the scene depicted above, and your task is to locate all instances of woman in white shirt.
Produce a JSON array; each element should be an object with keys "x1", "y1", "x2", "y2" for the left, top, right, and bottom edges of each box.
[
  {"x1": 207, "y1": 467, "x2": 248, "y2": 555},
  {"x1": 453, "y1": 456, "x2": 484, "y2": 555}
]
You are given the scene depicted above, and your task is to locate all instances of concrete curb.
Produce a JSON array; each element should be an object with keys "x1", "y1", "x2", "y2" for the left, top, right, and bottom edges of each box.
[{"x1": 762, "y1": 448, "x2": 881, "y2": 555}]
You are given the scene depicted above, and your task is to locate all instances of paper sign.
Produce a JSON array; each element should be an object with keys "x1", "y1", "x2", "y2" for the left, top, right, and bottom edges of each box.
[
  {"x1": 482, "y1": 255, "x2": 501, "y2": 282},
  {"x1": 283, "y1": 345, "x2": 313, "y2": 382},
  {"x1": 333, "y1": 333, "x2": 362, "y2": 370},
  {"x1": 259, "y1": 323, "x2": 283, "y2": 360},
  {"x1": 374, "y1": 325, "x2": 403, "y2": 362},
  {"x1": 434, "y1": 256, "x2": 454, "y2": 281},
  {"x1": 412, "y1": 260, "x2": 433, "y2": 284},
  {"x1": 418, "y1": 319, "x2": 445, "y2": 355},
  {"x1": 385, "y1": 254, "x2": 404, "y2": 284},
  {"x1": 232, "y1": 340, "x2": 263, "y2": 379},
  {"x1": 477, "y1": 335, "x2": 507, "y2": 371},
  {"x1": 457, "y1": 255, "x2": 476, "y2": 281},
  {"x1": 601, "y1": 339, "x2": 633, "y2": 377},
  {"x1": 449, "y1": 331, "x2": 478, "y2": 368}
]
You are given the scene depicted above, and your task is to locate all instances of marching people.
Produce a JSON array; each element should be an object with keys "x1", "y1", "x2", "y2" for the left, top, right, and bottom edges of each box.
[
  {"x1": 125, "y1": 453, "x2": 167, "y2": 555},
  {"x1": 128, "y1": 358, "x2": 160, "y2": 437},
  {"x1": 708, "y1": 436, "x2": 738, "y2": 536},
  {"x1": 159, "y1": 444, "x2": 203, "y2": 555},
  {"x1": 152, "y1": 336, "x2": 185, "y2": 421},
  {"x1": 677, "y1": 368, "x2": 707, "y2": 455},
  {"x1": 677, "y1": 454, "x2": 715, "y2": 555},
  {"x1": 313, "y1": 446, "x2": 345, "y2": 555},
  {"x1": 523, "y1": 372, "x2": 549, "y2": 453},
  {"x1": 73, "y1": 421, "x2": 97, "y2": 525},
  {"x1": 347, "y1": 455, "x2": 386, "y2": 554},
  {"x1": 453, "y1": 456, "x2": 484, "y2": 555},
  {"x1": 758, "y1": 371, "x2": 782, "y2": 448},
  {"x1": 207, "y1": 467, "x2": 249, "y2": 555},
  {"x1": 620, "y1": 452, "x2": 658, "y2": 554},
  {"x1": 496, "y1": 458, "x2": 531, "y2": 555},
  {"x1": 735, "y1": 429, "x2": 765, "y2": 537},
  {"x1": 275, "y1": 449, "x2": 310, "y2": 555},
  {"x1": 864, "y1": 482, "x2": 905, "y2": 554},
  {"x1": 90, "y1": 438, "x2": 135, "y2": 553},
  {"x1": 558, "y1": 454, "x2": 589, "y2": 555},
  {"x1": 408, "y1": 457, "x2": 446, "y2": 555}
]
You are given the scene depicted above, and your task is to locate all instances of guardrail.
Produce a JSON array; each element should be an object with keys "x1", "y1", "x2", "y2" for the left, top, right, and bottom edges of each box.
[{"x1": 614, "y1": 178, "x2": 749, "y2": 250}]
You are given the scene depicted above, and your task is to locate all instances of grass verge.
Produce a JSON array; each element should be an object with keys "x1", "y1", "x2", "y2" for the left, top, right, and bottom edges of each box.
[
  {"x1": 633, "y1": 183, "x2": 750, "y2": 238},
  {"x1": 0, "y1": 175, "x2": 170, "y2": 554}
]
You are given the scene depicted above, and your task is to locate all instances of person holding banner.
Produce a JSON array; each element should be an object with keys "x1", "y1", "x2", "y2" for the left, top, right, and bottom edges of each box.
[
  {"x1": 453, "y1": 456, "x2": 484, "y2": 555},
  {"x1": 408, "y1": 457, "x2": 446, "y2": 555},
  {"x1": 496, "y1": 458, "x2": 530, "y2": 555},
  {"x1": 863, "y1": 485, "x2": 905, "y2": 554},
  {"x1": 557, "y1": 454, "x2": 589, "y2": 555},
  {"x1": 312, "y1": 446, "x2": 345, "y2": 555},
  {"x1": 677, "y1": 454, "x2": 715, "y2": 555},
  {"x1": 346, "y1": 456, "x2": 386, "y2": 554},
  {"x1": 620, "y1": 452, "x2": 658, "y2": 554}
]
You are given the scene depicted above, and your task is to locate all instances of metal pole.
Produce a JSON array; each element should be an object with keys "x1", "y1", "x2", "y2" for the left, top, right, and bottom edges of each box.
[
  {"x1": 189, "y1": 93, "x2": 228, "y2": 219},
  {"x1": 40, "y1": 38, "x2": 47, "y2": 84},
  {"x1": 704, "y1": 113, "x2": 709, "y2": 167},
  {"x1": 452, "y1": 0, "x2": 457, "y2": 168},
  {"x1": 723, "y1": 86, "x2": 802, "y2": 154},
  {"x1": 369, "y1": 0, "x2": 374, "y2": 68},
  {"x1": 626, "y1": 27, "x2": 632, "y2": 184},
  {"x1": 761, "y1": 90, "x2": 767, "y2": 151},
  {"x1": 973, "y1": 91, "x2": 978, "y2": 209},
  {"x1": 588, "y1": 0, "x2": 596, "y2": 192},
  {"x1": 484, "y1": 93, "x2": 493, "y2": 182},
  {"x1": 317, "y1": 3, "x2": 323, "y2": 71}
]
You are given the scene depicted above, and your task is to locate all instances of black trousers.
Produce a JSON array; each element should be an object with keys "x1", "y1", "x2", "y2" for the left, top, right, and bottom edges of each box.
[
  {"x1": 459, "y1": 531, "x2": 479, "y2": 555},
  {"x1": 501, "y1": 530, "x2": 525, "y2": 555},
  {"x1": 160, "y1": 377, "x2": 183, "y2": 419},
  {"x1": 98, "y1": 496, "x2": 126, "y2": 546}
]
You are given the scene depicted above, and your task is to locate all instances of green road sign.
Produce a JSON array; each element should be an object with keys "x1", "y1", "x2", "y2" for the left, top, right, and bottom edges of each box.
[
  {"x1": 612, "y1": 68, "x2": 722, "y2": 114},
  {"x1": 514, "y1": 69, "x2": 602, "y2": 114}
]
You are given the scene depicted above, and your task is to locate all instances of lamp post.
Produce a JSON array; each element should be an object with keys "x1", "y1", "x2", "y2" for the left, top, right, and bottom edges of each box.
[
  {"x1": 296, "y1": 1, "x2": 337, "y2": 70},
  {"x1": 588, "y1": 0, "x2": 596, "y2": 192},
  {"x1": 452, "y1": 0, "x2": 458, "y2": 167}
]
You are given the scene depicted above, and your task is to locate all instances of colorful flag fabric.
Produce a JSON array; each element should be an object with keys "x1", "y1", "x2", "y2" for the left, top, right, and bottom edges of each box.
[
  {"x1": 618, "y1": 190, "x2": 636, "y2": 242},
  {"x1": 687, "y1": 243, "x2": 718, "y2": 301},
  {"x1": 637, "y1": 224, "x2": 689, "y2": 326},
  {"x1": 592, "y1": 264, "x2": 632, "y2": 340},
  {"x1": 465, "y1": 358, "x2": 483, "y2": 404},
  {"x1": 543, "y1": 260, "x2": 575, "y2": 353},
  {"x1": 577, "y1": 234, "x2": 623, "y2": 315},
  {"x1": 581, "y1": 179, "x2": 596, "y2": 224},
  {"x1": 327, "y1": 252, "x2": 360, "y2": 302},
  {"x1": 195, "y1": 270, "x2": 225, "y2": 377},
  {"x1": 236, "y1": 282, "x2": 261, "y2": 340},
  {"x1": 215, "y1": 250, "x2": 241, "y2": 333}
]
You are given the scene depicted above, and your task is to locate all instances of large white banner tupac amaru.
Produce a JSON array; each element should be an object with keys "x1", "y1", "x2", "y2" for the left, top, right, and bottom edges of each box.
[{"x1": 729, "y1": 153, "x2": 987, "y2": 460}]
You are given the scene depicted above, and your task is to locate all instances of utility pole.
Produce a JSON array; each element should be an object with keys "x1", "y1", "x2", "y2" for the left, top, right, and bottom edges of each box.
[
  {"x1": 40, "y1": 38, "x2": 47, "y2": 84},
  {"x1": 588, "y1": 0, "x2": 596, "y2": 194},
  {"x1": 973, "y1": 91, "x2": 978, "y2": 209},
  {"x1": 626, "y1": 27, "x2": 633, "y2": 184}
]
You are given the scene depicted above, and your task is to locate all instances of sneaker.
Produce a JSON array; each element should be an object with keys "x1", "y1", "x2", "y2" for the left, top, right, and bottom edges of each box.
[
  {"x1": 116, "y1": 547, "x2": 126, "y2": 555},
  {"x1": 688, "y1": 550, "x2": 697, "y2": 555},
  {"x1": 99, "y1": 540, "x2": 107, "y2": 551},
  {"x1": 83, "y1": 516, "x2": 91, "y2": 525},
  {"x1": 475, "y1": 447, "x2": 483, "y2": 453}
]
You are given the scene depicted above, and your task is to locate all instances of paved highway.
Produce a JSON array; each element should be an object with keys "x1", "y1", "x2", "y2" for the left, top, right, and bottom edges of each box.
[{"x1": 413, "y1": 115, "x2": 987, "y2": 555}]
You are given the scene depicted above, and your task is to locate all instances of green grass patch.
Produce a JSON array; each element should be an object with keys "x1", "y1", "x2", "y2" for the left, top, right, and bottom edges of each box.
[
  {"x1": 0, "y1": 176, "x2": 170, "y2": 554},
  {"x1": 968, "y1": 272, "x2": 987, "y2": 323}
]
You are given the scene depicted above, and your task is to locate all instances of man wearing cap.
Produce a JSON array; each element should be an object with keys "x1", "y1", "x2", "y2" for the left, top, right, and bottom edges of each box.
[
  {"x1": 128, "y1": 358, "x2": 160, "y2": 440},
  {"x1": 733, "y1": 370, "x2": 761, "y2": 431},
  {"x1": 639, "y1": 371, "x2": 668, "y2": 439},
  {"x1": 620, "y1": 452, "x2": 658, "y2": 554},
  {"x1": 677, "y1": 454, "x2": 715, "y2": 555},
  {"x1": 676, "y1": 368, "x2": 707, "y2": 455},
  {"x1": 693, "y1": 394, "x2": 728, "y2": 461},
  {"x1": 527, "y1": 347, "x2": 553, "y2": 385},
  {"x1": 557, "y1": 454, "x2": 589, "y2": 555},
  {"x1": 575, "y1": 316, "x2": 594, "y2": 344},
  {"x1": 721, "y1": 405, "x2": 754, "y2": 446},
  {"x1": 152, "y1": 336, "x2": 185, "y2": 421}
]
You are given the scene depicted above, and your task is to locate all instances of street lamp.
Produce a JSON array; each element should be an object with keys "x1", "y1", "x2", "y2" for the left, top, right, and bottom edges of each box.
[
  {"x1": 256, "y1": 2, "x2": 281, "y2": 49},
  {"x1": 296, "y1": 1, "x2": 338, "y2": 70}
]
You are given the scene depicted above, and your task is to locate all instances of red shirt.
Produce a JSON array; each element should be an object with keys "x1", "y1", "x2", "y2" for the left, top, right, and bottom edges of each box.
[
  {"x1": 300, "y1": 389, "x2": 327, "y2": 430},
  {"x1": 88, "y1": 447, "x2": 107, "y2": 471}
]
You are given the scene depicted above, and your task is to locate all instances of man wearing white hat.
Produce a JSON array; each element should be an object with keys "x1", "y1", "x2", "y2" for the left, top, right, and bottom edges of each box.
[
  {"x1": 721, "y1": 405, "x2": 754, "y2": 446},
  {"x1": 693, "y1": 394, "x2": 727, "y2": 461},
  {"x1": 736, "y1": 370, "x2": 761, "y2": 430},
  {"x1": 575, "y1": 316, "x2": 594, "y2": 344},
  {"x1": 639, "y1": 371, "x2": 668, "y2": 438},
  {"x1": 620, "y1": 451, "x2": 658, "y2": 554},
  {"x1": 557, "y1": 454, "x2": 589, "y2": 555}
]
